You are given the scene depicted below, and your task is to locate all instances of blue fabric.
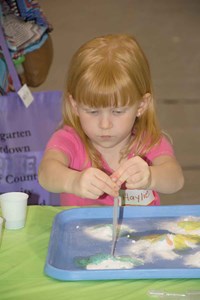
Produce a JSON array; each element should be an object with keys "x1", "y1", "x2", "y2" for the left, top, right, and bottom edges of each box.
[
  {"x1": 0, "y1": 57, "x2": 9, "y2": 95},
  {"x1": 5, "y1": 0, "x2": 52, "y2": 29},
  {"x1": 0, "y1": 0, "x2": 52, "y2": 58}
]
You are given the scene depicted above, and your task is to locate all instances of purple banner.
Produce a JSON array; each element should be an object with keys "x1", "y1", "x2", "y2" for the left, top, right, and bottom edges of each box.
[{"x1": 0, "y1": 90, "x2": 62, "y2": 205}]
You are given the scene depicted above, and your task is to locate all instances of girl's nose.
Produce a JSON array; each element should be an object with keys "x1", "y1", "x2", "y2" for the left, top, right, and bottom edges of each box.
[{"x1": 99, "y1": 113, "x2": 113, "y2": 129}]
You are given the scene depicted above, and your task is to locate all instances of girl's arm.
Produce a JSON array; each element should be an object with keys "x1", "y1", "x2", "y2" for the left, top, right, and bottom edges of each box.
[
  {"x1": 148, "y1": 155, "x2": 184, "y2": 193},
  {"x1": 38, "y1": 149, "x2": 119, "y2": 199},
  {"x1": 111, "y1": 155, "x2": 184, "y2": 194}
]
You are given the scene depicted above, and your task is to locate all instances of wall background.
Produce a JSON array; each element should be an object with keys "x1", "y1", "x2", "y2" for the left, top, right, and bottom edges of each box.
[{"x1": 35, "y1": 0, "x2": 200, "y2": 205}]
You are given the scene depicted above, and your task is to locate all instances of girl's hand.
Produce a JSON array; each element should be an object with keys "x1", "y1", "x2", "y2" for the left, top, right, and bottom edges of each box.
[
  {"x1": 72, "y1": 167, "x2": 119, "y2": 199},
  {"x1": 111, "y1": 156, "x2": 151, "y2": 190}
]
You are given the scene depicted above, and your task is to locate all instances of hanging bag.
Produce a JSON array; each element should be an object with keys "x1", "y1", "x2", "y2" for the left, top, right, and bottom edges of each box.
[{"x1": 0, "y1": 23, "x2": 62, "y2": 205}]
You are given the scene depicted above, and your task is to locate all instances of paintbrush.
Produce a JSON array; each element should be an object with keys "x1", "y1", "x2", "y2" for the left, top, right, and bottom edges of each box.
[{"x1": 111, "y1": 196, "x2": 119, "y2": 256}]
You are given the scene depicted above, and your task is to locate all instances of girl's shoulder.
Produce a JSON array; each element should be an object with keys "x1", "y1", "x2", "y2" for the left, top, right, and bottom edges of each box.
[
  {"x1": 145, "y1": 134, "x2": 175, "y2": 162},
  {"x1": 46, "y1": 125, "x2": 84, "y2": 153},
  {"x1": 57, "y1": 125, "x2": 78, "y2": 135},
  {"x1": 53, "y1": 125, "x2": 82, "y2": 143},
  {"x1": 46, "y1": 126, "x2": 89, "y2": 169}
]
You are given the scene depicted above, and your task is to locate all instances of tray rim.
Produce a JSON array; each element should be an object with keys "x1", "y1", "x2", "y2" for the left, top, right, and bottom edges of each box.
[{"x1": 44, "y1": 205, "x2": 200, "y2": 281}]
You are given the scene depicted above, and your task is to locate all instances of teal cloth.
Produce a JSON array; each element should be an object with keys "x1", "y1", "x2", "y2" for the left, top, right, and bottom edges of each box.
[{"x1": 0, "y1": 206, "x2": 199, "y2": 300}]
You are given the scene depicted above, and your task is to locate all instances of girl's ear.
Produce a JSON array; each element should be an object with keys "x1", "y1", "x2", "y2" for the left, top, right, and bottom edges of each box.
[
  {"x1": 136, "y1": 93, "x2": 152, "y2": 117},
  {"x1": 68, "y1": 94, "x2": 79, "y2": 115}
]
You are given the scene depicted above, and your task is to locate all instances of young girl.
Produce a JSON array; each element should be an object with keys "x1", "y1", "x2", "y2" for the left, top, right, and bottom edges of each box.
[{"x1": 38, "y1": 34, "x2": 184, "y2": 206}]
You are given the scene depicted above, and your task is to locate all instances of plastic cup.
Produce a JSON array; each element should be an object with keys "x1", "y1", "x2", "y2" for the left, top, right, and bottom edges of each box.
[{"x1": 0, "y1": 192, "x2": 29, "y2": 230}]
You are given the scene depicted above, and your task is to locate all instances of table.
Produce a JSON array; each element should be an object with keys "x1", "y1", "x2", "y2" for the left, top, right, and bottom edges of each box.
[{"x1": 0, "y1": 206, "x2": 199, "y2": 300}]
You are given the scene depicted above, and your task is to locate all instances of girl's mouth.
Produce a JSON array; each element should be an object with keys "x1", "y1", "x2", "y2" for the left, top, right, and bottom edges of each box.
[{"x1": 100, "y1": 135, "x2": 112, "y2": 139}]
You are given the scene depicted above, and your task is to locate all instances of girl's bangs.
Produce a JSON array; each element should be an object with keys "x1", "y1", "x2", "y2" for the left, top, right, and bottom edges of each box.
[{"x1": 75, "y1": 77, "x2": 138, "y2": 108}]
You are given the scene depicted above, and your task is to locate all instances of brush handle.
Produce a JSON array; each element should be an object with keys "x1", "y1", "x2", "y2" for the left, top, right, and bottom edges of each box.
[{"x1": 111, "y1": 197, "x2": 119, "y2": 256}]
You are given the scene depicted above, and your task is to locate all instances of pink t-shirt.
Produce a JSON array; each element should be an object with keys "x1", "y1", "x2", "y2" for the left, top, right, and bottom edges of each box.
[{"x1": 46, "y1": 126, "x2": 174, "y2": 206}]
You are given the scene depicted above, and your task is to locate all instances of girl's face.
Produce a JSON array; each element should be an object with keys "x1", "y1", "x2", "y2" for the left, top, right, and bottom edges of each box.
[{"x1": 70, "y1": 96, "x2": 147, "y2": 152}]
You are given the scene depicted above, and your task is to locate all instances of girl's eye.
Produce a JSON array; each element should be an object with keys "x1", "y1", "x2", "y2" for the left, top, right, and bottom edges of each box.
[
  {"x1": 87, "y1": 110, "x2": 99, "y2": 114},
  {"x1": 113, "y1": 109, "x2": 126, "y2": 114}
]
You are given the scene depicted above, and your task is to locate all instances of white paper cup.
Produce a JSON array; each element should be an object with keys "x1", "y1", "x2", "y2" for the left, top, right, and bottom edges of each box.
[{"x1": 0, "y1": 192, "x2": 29, "y2": 230}]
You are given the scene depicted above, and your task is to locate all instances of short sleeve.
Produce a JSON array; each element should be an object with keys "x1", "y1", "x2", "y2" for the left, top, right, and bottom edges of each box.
[
  {"x1": 45, "y1": 126, "x2": 88, "y2": 170},
  {"x1": 146, "y1": 136, "x2": 175, "y2": 162}
]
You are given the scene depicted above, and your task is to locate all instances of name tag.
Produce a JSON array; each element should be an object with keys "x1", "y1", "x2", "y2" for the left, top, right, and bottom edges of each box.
[{"x1": 119, "y1": 189, "x2": 155, "y2": 206}]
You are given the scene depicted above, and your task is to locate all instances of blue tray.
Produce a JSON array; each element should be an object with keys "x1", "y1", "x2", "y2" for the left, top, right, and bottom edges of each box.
[{"x1": 44, "y1": 205, "x2": 200, "y2": 281}]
